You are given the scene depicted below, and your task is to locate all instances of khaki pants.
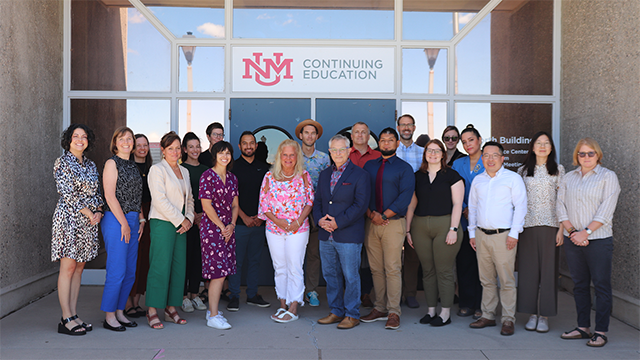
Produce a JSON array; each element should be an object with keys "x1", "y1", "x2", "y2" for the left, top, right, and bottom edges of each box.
[
  {"x1": 476, "y1": 230, "x2": 517, "y2": 323},
  {"x1": 365, "y1": 218, "x2": 405, "y2": 316}
]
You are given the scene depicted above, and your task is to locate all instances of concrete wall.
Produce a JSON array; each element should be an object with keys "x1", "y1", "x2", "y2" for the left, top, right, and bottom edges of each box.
[
  {"x1": 561, "y1": 0, "x2": 640, "y2": 328},
  {"x1": 0, "y1": 0, "x2": 64, "y2": 317}
]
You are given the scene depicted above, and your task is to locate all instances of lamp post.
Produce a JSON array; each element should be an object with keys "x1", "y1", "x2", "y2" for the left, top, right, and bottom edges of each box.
[
  {"x1": 424, "y1": 48, "x2": 440, "y2": 137},
  {"x1": 181, "y1": 32, "x2": 196, "y2": 132}
]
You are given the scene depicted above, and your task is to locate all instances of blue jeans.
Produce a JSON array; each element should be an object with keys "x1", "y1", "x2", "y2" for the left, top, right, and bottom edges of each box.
[
  {"x1": 229, "y1": 225, "x2": 266, "y2": 299},
  {"x1": 320, "y1": 239, "x2": 362, "y2": 319},
  {"x1": 100, "y1": 211, "x2": 140, "y2": 312},
  {"x1": 563, "y1": 236, "x2": 613, "y2": 332}
]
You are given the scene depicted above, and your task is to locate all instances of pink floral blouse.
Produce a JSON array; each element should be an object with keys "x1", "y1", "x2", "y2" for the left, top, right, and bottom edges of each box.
[{"x1": 258, "y1": 171, "x2": 314, "y2": 235}]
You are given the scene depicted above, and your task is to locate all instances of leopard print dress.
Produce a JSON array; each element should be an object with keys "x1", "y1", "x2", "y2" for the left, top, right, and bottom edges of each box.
[{"x1": 51, "y1": 151, "x2": 104, "y2": 262}]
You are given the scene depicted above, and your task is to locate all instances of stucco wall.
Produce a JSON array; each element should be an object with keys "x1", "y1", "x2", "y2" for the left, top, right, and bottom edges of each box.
[
  {"x1": 560, "y1": 0, "x2": 640, "y2": 321},
  {"x1": 0, "y1": 0, "x2": 64, "y2": 316}
]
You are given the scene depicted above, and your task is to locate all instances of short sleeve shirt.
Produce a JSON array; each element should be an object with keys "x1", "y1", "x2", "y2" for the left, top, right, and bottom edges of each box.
[
  {"x1": 303, "y1": 149, "x2": 330, "y2": 190},
  {"x1": 414, "y1": 168, "x2": 463, "y2": 217}
]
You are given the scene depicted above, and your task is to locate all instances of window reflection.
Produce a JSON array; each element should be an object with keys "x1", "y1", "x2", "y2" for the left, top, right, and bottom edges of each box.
[
  {"x1": 402, "y1": 49, "x2": 447, "y2": 94},
  {"x1": 233, "y1": 0, "x2": 394, "y2": 40},
  {"x1": 179, "y1": 46, "x2": 224, "y2": 92},
  {"x1": 403, "y1": 11, "x2": 482, "y2": 41},
  {"x1": 401, "y1": 101, "x2": 448, "y2": 140},
  {"x1": 143, "y1": 3, "x2": 225, "y2": 39},
  {"x1": 178, "y1": 100, "x2": 225, "y2": 142},
  {"x1": 253, "y1": 126, "x2": 293, "y2": 164}
]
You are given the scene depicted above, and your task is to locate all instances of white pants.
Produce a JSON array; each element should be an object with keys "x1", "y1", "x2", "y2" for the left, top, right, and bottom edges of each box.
[{"x1": 266, "y1": 230, "x2": 309, "y2": 306}]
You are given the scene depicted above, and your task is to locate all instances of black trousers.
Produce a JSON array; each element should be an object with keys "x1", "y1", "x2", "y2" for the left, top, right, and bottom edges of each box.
[
  {"x1": 456, "y1": 230, "x2": 482, "y2": 310},
  {"x1": 184, "y1": 225, "x2": 203, "y2": 295}
]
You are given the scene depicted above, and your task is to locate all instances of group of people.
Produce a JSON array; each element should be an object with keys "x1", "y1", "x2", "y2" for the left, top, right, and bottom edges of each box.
[{"x1": 52, "y1": 115, "x2": 620, "y2": 347}]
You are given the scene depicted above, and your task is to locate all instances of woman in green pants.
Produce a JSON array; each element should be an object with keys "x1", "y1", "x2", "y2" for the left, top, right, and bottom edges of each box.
[{"x1": 145, "y1": 132, "x2": 195, "y2": 329}]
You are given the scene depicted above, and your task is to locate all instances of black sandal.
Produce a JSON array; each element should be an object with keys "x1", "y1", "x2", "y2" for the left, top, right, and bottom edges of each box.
[
  {"x1": 587, "y1": 333, "x2": 608, "y2": 347},
  {"x1": 561, "y1": 327, "x2": 592, "y2": 339},
  {"x1": 134, "y1": 306, "x2": 146, "y2": 318},
  {"x1": 72, "y1": 314, "x2": 92, "y2": 331},
  {"x1": 125, "y1": 307, "x2": 139, "y2": 318},
  {"x1": 58, "y1": 316, "x2": 86, "y2": 336}
]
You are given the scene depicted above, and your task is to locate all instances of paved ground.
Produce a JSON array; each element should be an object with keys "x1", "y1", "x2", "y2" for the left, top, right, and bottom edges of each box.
[{"x1": 1, "y1": 286, "x2": 638, "y2": 359}]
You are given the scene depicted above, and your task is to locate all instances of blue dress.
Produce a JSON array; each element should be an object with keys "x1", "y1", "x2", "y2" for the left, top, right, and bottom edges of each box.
[{"x1": 451, "y1": 156, "x2": 485, "y2": 230}]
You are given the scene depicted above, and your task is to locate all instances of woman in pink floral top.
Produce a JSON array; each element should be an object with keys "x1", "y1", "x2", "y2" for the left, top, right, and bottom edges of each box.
[{"x1": 258, "y1": 139, "x2": 314, "y2": 323}]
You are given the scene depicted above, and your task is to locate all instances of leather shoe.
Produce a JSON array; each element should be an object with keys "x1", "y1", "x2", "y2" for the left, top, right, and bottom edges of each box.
[
  {"x1": 501, "y1": 321, "x2": 515, "y2": 336},
  {"x1": 120, "y1": 320, "x2": 137, "y2": 328},
  {"x1": 103, "y1": 321, "x2": 126, "y2": 332},
  {"x1": 469, "y1": 317, "x2": 497, "y2": 329},
  {"x1": 318, "y1": 313, "x2": 344, "y2": 325},
  {"x1": 385, "y1": 313, "x2": 400, "y2": 330},
  {"x1": 361, "y1": 308, "x2": 388, "y2": 323},
  {"x1": 337, "y1": 317, "x2": 360, "y2": 329}
]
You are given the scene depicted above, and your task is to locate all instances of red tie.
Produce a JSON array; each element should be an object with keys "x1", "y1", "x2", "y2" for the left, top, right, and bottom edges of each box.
[{"x1": 375, "y1": 159, "x2": 387, "y2": 213}]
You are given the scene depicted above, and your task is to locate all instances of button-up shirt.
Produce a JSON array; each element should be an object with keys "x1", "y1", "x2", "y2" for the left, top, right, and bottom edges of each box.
[
  {"x1": 557, "y1": 165, "x2": 621, "y2": 240},
  {"x1": 396, "y1": 142, "x2": 424, "y2": 173},
  {"x1": 363, "y1": 155, "x2": 415, "y2": 217},
  {"x1": 303, "y1": 148, "x2": 330, "y2": 190},
  {"x1": 468, "y1": 166, "x2": 527, "y2": 239},
  {"x1": 330, "y1": 160, "x2": 350, "y2": 194},
  {"x1": 349, "y1": 146, "x2": 382, "y2": 168}
]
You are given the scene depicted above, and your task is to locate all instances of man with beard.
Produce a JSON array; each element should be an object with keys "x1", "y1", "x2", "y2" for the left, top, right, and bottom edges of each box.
[
  {"x1": 395, "y1": 114, "x2": 424, "y2": 309},
  {"x1": 295, "y1": 119, "x2": 330, "y2": 307},
  {"x1": 227, "y1": 131, "x2": 271, "y2": 311},
  {"x1": 361, "y1": 128, "x2": 415, "y2": 330}
]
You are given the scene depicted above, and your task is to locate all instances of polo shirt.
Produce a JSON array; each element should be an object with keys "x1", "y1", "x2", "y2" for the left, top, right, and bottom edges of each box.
[
  {"x1": 349, "y1": 146, "x2": 381, "y2": 168},
  {"x1": 230, "y1": 156, "x2": 269, "y2": 226}
]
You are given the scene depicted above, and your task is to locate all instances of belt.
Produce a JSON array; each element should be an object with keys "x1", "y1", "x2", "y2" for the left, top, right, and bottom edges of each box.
[{"x1": 478, "y1": 227, "x2": 510, "y2": 235}]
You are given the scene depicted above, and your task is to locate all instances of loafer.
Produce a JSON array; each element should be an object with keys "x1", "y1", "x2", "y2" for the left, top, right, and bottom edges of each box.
[
  {"x1": 430, "y1": 316, "x2": 451, "y2": 327},
  {"x1": 361, "y1": 309, "x2": 388, "y2": 323},
  {"x1": 469, "y1": 317, "x2": 496, "y2": 329},
  {"x1": 525, "y1": 314, "x2": 538, "y2": 331},
  {"x1": 405, "y1": 296, "x2": 419, "y2": 309},
  {"x1": 419, "y1": 313, "x2": 434, "y2": 324},
  {"x1": 501, "y1": 321, "x2": 515, "y2": 336},
  {"x1": 536, "y1": 317, "x2": 549, "y2": 333},
  {"x1": 318, "y1": 313, "x2": 344, "y2": 325},
  {"x1": 337, "y1": 317, "x2": 360, "y2": 329},
  {"x1": 103, "y1": 321, "x2": 126, "y2": 332},
  {"x1": 385, "y1": 313, "x2": 400, "y2": 330}
]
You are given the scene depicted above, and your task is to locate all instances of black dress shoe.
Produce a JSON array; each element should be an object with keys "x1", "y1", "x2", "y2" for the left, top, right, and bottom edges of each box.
[
  {"x1": 419, "y1": 314, "x2": 434, "y2": 324},
  {"x1": 430, "y1": 316, "x2": 451, "y2": 327},
  {"x1": 103, "y1": 321, "x2": 126, "y2": 332},
  {"x1": 120, "y1": 320, "x2": 137, "y2": 328}
]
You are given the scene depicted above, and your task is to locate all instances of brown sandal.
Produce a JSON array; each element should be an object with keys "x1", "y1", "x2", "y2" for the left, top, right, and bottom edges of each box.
[
  {"x1": 146, "y1": 311, "x2": 164, "y2": 329},
  {"x1": 164, "y1": 308, "x2": 187, "y2": 325}
]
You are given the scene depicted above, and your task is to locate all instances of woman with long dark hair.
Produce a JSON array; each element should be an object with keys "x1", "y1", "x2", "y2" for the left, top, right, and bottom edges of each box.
[{"x1": 516, "y1": 131, "x2": 565, "y2": 333}]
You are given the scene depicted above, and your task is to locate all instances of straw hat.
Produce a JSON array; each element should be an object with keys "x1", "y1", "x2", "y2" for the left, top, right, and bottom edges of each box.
[{"x1": 295, "y1": 119, "x2": 323, "y2": 140}]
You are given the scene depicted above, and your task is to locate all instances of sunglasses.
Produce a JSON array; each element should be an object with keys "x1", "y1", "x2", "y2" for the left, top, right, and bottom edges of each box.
[
  {"x1": 578, "y1": 151, "x2": 596, "y2": 158},
  {"x1": 443, "y1": 136, "x2": 458, "y2": 142}
]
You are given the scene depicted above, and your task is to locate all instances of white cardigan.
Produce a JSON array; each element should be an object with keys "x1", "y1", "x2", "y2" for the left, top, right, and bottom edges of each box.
[{"x1": 148, "y1": 159, "x2": 195, "y2": 227}]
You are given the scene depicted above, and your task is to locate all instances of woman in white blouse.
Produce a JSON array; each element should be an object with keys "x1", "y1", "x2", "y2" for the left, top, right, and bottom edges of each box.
[
  {"x1": 516, "y1": 132, "x2": 564, "y2": 333},
  {"x1": 557, "y1": 138, "x2": 620, "y2": 347}
]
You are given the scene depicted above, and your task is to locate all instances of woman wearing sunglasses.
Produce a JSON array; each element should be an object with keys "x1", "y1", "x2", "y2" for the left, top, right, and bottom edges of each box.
[
  {"x1": 441, "y1": 126, "x2": 466, "y2": 167},
  {"x1": 557, "y1": 138, "x2": 620, "y2": 347}
]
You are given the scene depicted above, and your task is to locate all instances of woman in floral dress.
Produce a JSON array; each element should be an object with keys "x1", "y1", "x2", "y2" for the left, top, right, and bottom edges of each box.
[
  {"x1": 52, "y1": 124, "x2": 103, "y2": 336},
  {"x1": 199, "y1": 141, "x2": 239, "y2": 329}
]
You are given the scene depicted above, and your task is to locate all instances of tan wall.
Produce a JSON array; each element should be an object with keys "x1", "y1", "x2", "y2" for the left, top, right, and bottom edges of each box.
[{"x1": 0, "y1": 0, "x2": 64, "y2": 316}]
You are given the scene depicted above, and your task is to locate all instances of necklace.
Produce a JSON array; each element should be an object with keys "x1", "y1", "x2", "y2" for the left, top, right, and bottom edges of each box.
[{"x1": 281, "y1": 171, "x2": 295, "y2": 179}]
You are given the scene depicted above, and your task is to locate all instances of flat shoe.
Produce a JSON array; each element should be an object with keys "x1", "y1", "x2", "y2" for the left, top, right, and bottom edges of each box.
[
  {"x1": 430, "y1": 316, "x2": 451, "y2": 327},
  {"x1": 134, "y1": 306, "x2": 146, "y2": 318},
  {"x1": 561, "y1": 327, "x2": 592, "y2": 339},
  {"x1": 419, "y1": 314, "x2": 434, "y2": 324},
  {"x1": 586, "y1": 333, "x2": 608, "y2": 347},
  {"x1": 457, "y1": 307, "x2": 473, "y2": 317},
  {"x1": 271, "y1": 308, "x2": 287, "y2": 320},
  {"x1": 273, "y1": 310, "x2": 298, "y2": 323},
  {"x1": 125, "y1": 307, "x2": 140, "y2": 318},
  {"x1": 120, "y1": 320, "x2": 138, "y2": 327},
  {"x1": 103, "y1": 321, "x2": 126, "y2": 332}
]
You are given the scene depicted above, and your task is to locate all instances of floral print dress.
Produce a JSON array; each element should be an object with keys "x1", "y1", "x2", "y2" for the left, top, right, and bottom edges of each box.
[
  {"x1": 258, "y1": 171, "x2": 314, "y2": 235},
  {"x1": 199, "y1": 169, "x2": 239, "y2": 279},
  {"x1": 51, "y1": 151, "x2": 104, "y2": 262}
]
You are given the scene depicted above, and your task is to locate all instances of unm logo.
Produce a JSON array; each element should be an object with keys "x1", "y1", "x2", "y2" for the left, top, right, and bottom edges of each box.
[{"x1": 242, "y1": 52, "x2": 293, "y2": 86}]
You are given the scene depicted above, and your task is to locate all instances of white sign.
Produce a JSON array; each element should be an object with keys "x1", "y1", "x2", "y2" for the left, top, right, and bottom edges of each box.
[{"x1": 232, "y1": 47, "x2": 395, "y2": 93}]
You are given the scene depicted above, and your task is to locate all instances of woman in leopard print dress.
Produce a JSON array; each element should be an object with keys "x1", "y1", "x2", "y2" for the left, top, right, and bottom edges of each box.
[{"x1": 52, "y1": 124, "x2": 104, "y2": 336}]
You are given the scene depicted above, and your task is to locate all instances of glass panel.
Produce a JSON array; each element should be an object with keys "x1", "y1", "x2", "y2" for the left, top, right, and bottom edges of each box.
[
  {"x1": 456, "y1": 102, "x2": 552, "y2": 170},
  {"x1": 179, "y1": 46, "x2": 224, "y2": 92},
  {"x1": 456, "y1": 0, "x2": 554, "y2": 95},
  {"x1": 178, "y1": 100, "x2": 225, "y2": 143},
  {"x1": 71, "y1": 3, "x2": 171, "y2": 91},
  {"x1": 403, "y1": 3, "x2": 487, "y2": 41},
  {"x1": 233, "y1": 0, "x2": 394, "y2": 40},
  {"x1": 402, "y1": 49, "x2": 447, "y2": 94},
  {"x1": 253, "y1": 126, "x2": 293, "y2": 164},
  {"x1": 70, "y1": 99, "x2": 170, "y2": 170},
  {"x1": 401, "y1": 101, "x2": 448, "y2": 141},
  {"x1": 143, "y1": 2, "x2": 225, "y2": 39}
]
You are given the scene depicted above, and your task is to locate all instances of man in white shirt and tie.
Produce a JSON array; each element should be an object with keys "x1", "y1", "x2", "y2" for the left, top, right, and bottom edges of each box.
[{"x1": 468, "y1": 141, "x2": 527, "y2": 336}]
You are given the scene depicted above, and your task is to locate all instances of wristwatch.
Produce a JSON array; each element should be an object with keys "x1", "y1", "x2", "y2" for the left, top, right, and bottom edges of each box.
[
  {"x1": 585, "y1": 228, "x2": 593, "y2": 235},
  {"x1": 381, "y1": 213, "x2": 388, "y2": 221},
  {"x1": 450, "y1": 227, "x2": 458, "y2": 232}
]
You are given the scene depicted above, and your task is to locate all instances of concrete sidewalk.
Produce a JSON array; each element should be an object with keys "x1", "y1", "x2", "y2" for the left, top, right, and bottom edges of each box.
[{"x1": 1, "y1": 286, "x2": 638, "y2": 359}]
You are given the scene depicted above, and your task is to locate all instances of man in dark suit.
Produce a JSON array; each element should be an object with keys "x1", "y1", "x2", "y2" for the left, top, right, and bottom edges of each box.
[{"x1": 314, "y1": 134, "x2": 371, "y2": 330}]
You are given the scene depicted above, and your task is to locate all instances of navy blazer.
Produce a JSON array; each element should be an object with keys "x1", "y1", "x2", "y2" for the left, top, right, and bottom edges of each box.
[{"x1": 313, "y1": 161, "x2": 371, "y2": 244}]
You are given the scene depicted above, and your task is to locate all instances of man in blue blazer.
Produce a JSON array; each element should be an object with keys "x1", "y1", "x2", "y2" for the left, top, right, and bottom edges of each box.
[{"x1": 313, "y1": 134, "x2": 371, "y2": 329}]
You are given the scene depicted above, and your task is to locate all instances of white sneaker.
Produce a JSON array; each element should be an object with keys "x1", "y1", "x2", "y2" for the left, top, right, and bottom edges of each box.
[
  {"x1": 191, "y1": 297, "x2": 207, "y2": 311},
  {"x1": 182, "y1": 298, "x2": 195, "y2": 313},
  {"x1": 525, "y1": 314, "x2": 538, "y2": 331},
  {"x1": 536, "y1": 317, "x2": 549, "y2": 333},
  {"x1": 207, "y1": 314, "x2": 232, "y2": 329},
  {"x1": 206, "y1": 310, "x2": 223, "y2": 320}
]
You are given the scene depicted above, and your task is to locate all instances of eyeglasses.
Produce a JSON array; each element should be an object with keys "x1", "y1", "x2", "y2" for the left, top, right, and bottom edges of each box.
[
  {"x1": 443, "y1": 136, "x2": 458, "y2": 142},
  {"x1": 211, "y1": 133, "x2": 225, "y2": 139},
  {"x1": 578, "y1": 151, "x2": 596, "y2": 158},
  {"x1": 535, "y1": 141, "x2": 551, "y2": 147},
  {"x1": 398, "y1": 123, "x2": 415, "y2": 128},
  {"x1": 425, "y1": 149, "x2": 442, "y2": 154},
  {"x1": 329, "y1": 147, "x2": 348, "y2": 154},
  {"x1": 483, "y1": 153, "x2": 502, "y2": 160}
]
